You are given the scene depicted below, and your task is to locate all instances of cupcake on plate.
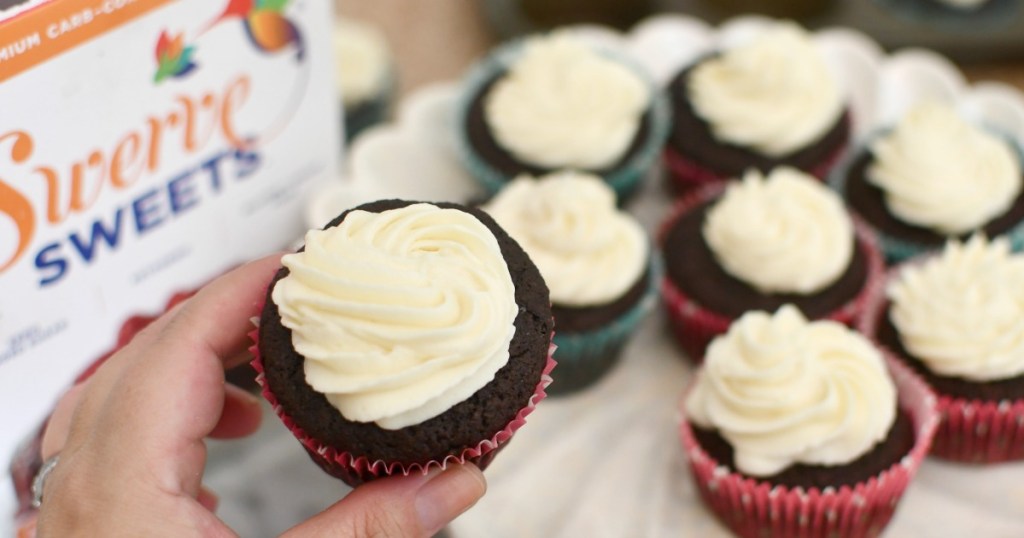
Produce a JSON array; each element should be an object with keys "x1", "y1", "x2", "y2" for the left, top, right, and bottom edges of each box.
[
  {"x1": 483, "y1": 171, "x2": 659, "y2": 394},
  {"x1": 861, "y1": 235, "x2": 1024, "y2": 462},
  {"x1": 254, "y1": 200, "x2": 555, "y2": 485},
  {"x1": 336, "y1": 17, "x2": 393, "y2": 143},
  {"x1": 680, "y1": 306, "x2": 938, "y2": 538},
  {"x1": 837, "y1": 101, "x2": 1024, "y2": 262},
  {"x1": 659, "y1": 166, "x2": 883, "y2": 359},
  {"x1": 456, "y1": 32, "x2": 670, "y2": 200},
  {"x1": 663, "y1": 21, "x2": 851, "y2": 195}
]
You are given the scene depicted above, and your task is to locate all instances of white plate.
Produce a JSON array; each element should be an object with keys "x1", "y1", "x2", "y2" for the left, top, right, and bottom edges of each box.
[{"x1": 320, "y1": 14, "x2": 1024, "y2": 537}]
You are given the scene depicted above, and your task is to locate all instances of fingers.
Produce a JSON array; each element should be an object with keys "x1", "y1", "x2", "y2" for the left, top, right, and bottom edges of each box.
[
  {"x1": 281, "y1": 464, "x2": 487, "y2": 538},
  {"x1": 208, "y1": 384, "x2": 263, "y2": 439},
  {"x1": 41, "y1": 383, "x2": 87, "y2": 460}
]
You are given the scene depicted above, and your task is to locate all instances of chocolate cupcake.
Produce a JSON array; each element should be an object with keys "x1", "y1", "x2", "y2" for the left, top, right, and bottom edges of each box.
[
  {"x1": 659, "y1": 167, "x2": 883, "y2": 359},
  {"x1": 483, "y1": 171, "x2": 659, "y2": 394},
  {"x1": 836, "y1": 101, "x2": 1024, "y2": 263},
  {"x1": 336, "y1": 17, "x2": 393, "y2": 143},
  {"x1": 663, "y1": 22, "x2": 850, "y2": 195},
  {"x1": 456, "y1": 32, "x2": 670, "y2": 200},
  {"x1": 254, "y1": 200, "x2": 555, "y2": 485},
  {"x1": 680, "y1": 306, "x2": 938, "y2": 538},
  {"x1": 861, "y1": 235, "x2": 1024, "y2": 462}
]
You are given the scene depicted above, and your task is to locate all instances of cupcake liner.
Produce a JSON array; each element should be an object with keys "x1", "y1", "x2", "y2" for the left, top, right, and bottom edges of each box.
[
  {"x1": 547, "y1": 254, "x2": 662, "y2": 395},
  {"x1": 250, "y1": 288, "x2": 557, "y2": 486},
  {"x1": 454, "y1": 35, "x2": 671, "y2": 201},
  {"x1": 858, "y1": 269, "x2": 1024, "y2": 463},
  {"x1": 658, "y1": 182, "x2": 886, "y2": 361},
  {"x1": 678, "y1": 352, "x2": 940, "y2": 538},
  {"x1": 662, "y1": 115, "x2": 850, "y2": 197},
  {"x1": 343, "y1": 70, "x2": 395, "y2": 144}
]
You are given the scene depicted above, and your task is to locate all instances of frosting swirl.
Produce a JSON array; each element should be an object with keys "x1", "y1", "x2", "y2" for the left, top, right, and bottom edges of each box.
[
  {"x1": 686, "y1": 305, "x2": 897, "y2": 477},
  {"x1": 484, "y1": 33, "x2": 650, "y2": 169},
  {"x1": 888, "y1": 235, "x2": 1024, "y2": 381},
  {"x1": 336, "y1": 18, "x2": 389, "y2": 107},
  {"x1": 483, "y1": 171, "x2": 647, "y2": 306},
  {"x1": 272, "y1": 203, "x2": 518, "y2": 430},
  {"x1": 868, "y1": 101, "x2": 1022, "y2": 235},
  {"x1": 688, "y1": 22, "x2": 844, "y2": 157},
  {"x1": 703, "y1": 167, "x2": 854, "y2": 294}
]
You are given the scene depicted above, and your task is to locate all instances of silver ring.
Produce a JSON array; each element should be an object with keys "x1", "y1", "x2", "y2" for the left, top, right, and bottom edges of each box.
[{"x1": 31, "y1": 454, "x2": 60, "y2": 509}]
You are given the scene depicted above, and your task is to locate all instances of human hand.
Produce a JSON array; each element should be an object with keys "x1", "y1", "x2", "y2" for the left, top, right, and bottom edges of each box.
[{"x1": 32, "y1": 254, "x2": 487, "y2": 537}]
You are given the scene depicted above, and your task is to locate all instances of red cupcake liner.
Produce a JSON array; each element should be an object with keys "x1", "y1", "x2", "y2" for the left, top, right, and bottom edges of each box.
[
  {"x1": 658, "y1": 182, "x2": 886, "y2": 361},
  {"x1": 678, "y1": 352, "x2": 940, "y2": 538},
  {"x1": 858, "y1": 270, "x2": 1024, "y2": 463},
  {"x1": 662, "y1": 123, "x2": 849, "y2": 197},
  {"x1": 249, "y1": 289, "x2": 556, "y2": 486}
]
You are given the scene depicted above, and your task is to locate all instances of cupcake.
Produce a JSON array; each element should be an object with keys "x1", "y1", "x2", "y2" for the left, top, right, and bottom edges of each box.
[
  {"x1": 659, "y1": 166, "x2": 883, "y2": 359},
  {"x1": 254, "y1": 200, "x2": 556, "y2": 485},
  {"x1": 483, "y1": 171, "x2": 658, "y2": 394},
  {"x1": 680, "y1": 306, "x2": 939, "y2": 538},
  {"x1": 456, "y1": 32, "x2": 670, "y2": 200},
  {"x1": 336, "y1": 17, "x2": 393, "y2": 143},
  {"x1": 663, "y1": 22, "x2": 850, "y2": 194},
  {"x1": 837, "y1": 101, "x2": 1024, "y2": 262},
  {"x1": 861, "y1": 235, "x2": 1024, "y2": 462}
]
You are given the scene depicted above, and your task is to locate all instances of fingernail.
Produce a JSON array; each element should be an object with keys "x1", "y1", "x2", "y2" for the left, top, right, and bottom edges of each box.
[{"x1": 415, "y1": 465, "x2": 487, "y2": 534}]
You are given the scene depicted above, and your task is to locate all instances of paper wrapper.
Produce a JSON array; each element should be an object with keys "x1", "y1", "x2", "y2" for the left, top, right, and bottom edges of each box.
[
  {"x1": 662, "y1": 118, "x2": 848, "y2": 197},
  {"x1": 678, "y1": 354, "x2": 940, "y2": 538},
  {"x1": 548, "y1": 254, "x2": 661, "y2": 395},
  {"x1": 658, "y1": 182, "x2": 886, "y2": 361},
  {"x1": 858, "y1": 270, "x2": 1024, "y2": 463},
  {"x1": 453, "y1": 35, "x2": 671, "y2": 201},
  {"x1": 250, "y1": 290, "x2": 556, "y2": 486}
]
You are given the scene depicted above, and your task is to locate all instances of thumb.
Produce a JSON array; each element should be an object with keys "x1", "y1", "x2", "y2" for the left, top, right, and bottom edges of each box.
[{"x1": 281, "y1": 464, "x2": 487, "y2": 538}]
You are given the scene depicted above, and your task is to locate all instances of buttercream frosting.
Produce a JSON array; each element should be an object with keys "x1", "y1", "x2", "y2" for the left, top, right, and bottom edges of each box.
[
  {"x1": 688, "y1": 22, "x2": 844, "y2": 157},
  {"x1": 703, "y1": 167, "x2": 854, "y2": 294},
  {"x1": 336, "y1": 18, "x2": 389, "y2": 108},
  {"x1": 868, "y1": 101, "x2": 1022, "y2": 235},
  {"x1": 484, "y1": 33, "x2": 650, "y2": 170},
  {"x1": 272, "y1": 203, "x2": 518, "y2": 430},
  {"x1": 483, "y1": 171, "x2": 647, "y2": 306},
  {"x1": 888, "y1": 235, "x2": 1024, "y2": 381},
  {"x1": 686, "y1": 305, "x2": 897, "y2": 477}
]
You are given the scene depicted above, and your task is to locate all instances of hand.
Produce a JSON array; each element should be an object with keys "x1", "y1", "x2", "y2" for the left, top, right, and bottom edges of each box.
[{"x1": 33, "y1": 255, "x2": 487, "y2": 537}]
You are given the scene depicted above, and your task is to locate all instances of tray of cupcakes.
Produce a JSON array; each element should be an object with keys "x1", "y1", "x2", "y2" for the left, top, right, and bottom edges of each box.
[{"x1": 307, "y1": 12, "x2": 1024, "y2": 537}]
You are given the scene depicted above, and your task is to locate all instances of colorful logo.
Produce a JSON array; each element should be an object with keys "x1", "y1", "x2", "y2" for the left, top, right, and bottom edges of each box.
[
  {"x1": 153, "y1": 31, "x2": 197, "y2": 83},
  {"x1": 153, "y1": 0, "x2": 303, "y2": 84}
]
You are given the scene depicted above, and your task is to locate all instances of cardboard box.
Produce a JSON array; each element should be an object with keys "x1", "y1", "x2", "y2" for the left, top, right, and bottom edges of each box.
[{"x1": 0, "y1": 0, "x2": 340, "y2": 495}]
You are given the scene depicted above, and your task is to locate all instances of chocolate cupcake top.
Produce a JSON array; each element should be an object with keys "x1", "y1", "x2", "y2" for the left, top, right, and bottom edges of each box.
[
  {"x1": 686, "y1": 306, "x2": 897, "y2": 477},
  {"x1": 483, "y1": 171, "x2": 647, "y2": 307},
  {"x1": 687, "y1": 23, "x2": 843, "y2": 157},
  {"x1": 271, "y1": 203, "x2": 519, "y2": 430},
  {"x1": 335, "y1": 17, "x2": 389, "y2": 108},
  {"x1": 703, "y1": 167, "x2": 854, "y2": 295},
  {"x1": 868, "y1": 101, "x2": 1022, "y2": 235},
  {"x1": 484, "y1": 33, "x2": 650, "y2": 170},
  {"x1": 888, "y1": 235, "x2": 1024, "y2": 381}
]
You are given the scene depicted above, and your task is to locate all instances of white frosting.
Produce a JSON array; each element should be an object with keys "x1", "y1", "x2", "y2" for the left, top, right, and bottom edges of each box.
[
  {"x1": 335, "y1": 18, "x2": 389, "y2": 107},
  {"x1": 686, "y1": 306, "x2": 897, "y2": 477},
  {"x1": 272, "y1": 203, "x2": 518, "y2": 430},
  {"x1": 484, "y1": 33, "x2": 650, "y2": 169},
  {"x1": 888, "y1": 235, "x2": 1024, "y2": 381},
  {"x1": 688, "y1": 22, "x2": 844, "y2": 157},
  {"x1": 868, "y1": 102, "x2": 1022, "y2": 235},
  {"x1": 483, "y1": 171, "x2": 647, "y2": 307},
  {"x1": 703, "y1": 167, "x2": 854, "y2": 294}
]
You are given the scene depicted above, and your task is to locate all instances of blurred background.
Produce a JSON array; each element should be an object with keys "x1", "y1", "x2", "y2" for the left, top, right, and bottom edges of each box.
[{"x1": 337, "y1": 0, "x2": 1024, "y2": 105}]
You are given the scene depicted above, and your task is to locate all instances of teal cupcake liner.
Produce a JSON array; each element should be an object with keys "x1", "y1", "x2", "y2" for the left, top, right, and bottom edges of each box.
[
  {"x1": 828, "y1": 136, "x2": 1024, "y2": 264},
  {"x1": 547, "y1": 254, "x2": 662, "y2": 395},
  {"x1": 343, "y1": 70, "x2": 395, "y2": 145},
  {"x1": 454, "y1": 34, "x2": 672, "y2": 201}
]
